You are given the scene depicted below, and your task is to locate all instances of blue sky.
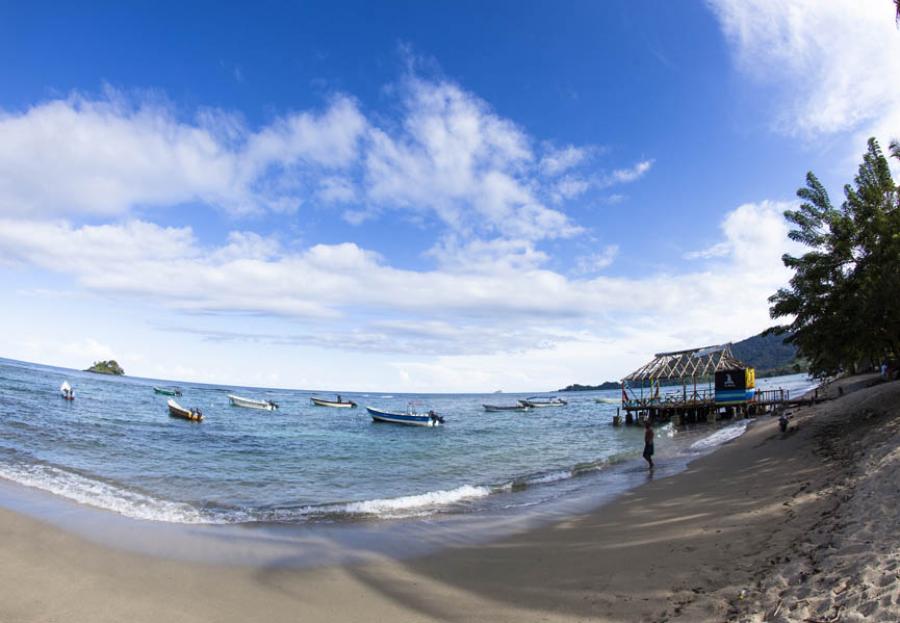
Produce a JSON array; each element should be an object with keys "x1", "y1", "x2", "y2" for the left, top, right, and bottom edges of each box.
[{"x1": 1, "y1": 1, "x2": 898, "y2": 391}]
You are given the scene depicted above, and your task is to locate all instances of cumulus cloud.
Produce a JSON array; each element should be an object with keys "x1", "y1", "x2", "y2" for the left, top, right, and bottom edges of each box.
[
  {"x1": 708, "y1": 0, "x2": 900, "y2": 153},
  {"x1": 0, "y1": 199, "x2": 797, "y2": 358},
  {"x1": 0, "y1": 75, "x2": 654, "y2": 249},
  {"x1": 0, "y1": 93, "x2": 367, "y2": 218},
  {"x1": 363, "y1": 77, "x2": 582, "y2": 240}
]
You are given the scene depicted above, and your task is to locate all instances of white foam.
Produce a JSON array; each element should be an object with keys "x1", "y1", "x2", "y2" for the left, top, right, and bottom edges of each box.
[
  {"x1": 690, "y1": 421, "x2": 748, "y2": 451},
  {"x1": 337, "y1": 484, "x2": 491, "y2": 517},
  {"x1": 526, "y1": 470, "x2": 573, "y2": 485},
  {"x1": 0, "y1": 462, "x2": 210, "y2": 524}
]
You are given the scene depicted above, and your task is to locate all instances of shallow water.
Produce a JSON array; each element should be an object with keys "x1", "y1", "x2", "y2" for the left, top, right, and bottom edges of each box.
[{"x1": 0, "y1": 357, "x2": 816, "y2": 526}]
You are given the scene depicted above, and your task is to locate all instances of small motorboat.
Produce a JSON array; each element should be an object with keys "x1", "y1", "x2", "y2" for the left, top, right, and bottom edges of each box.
[
  {"x1": 60, "y1": 381, "x2": 75, "y2": 401},
  {"x1": 167, "y1": 399, "x2": 203, "y2": 422},
  {"x1": 594, "y1": 397, "x2": 619, "y2": 404},
  {"x1": 310, "y1": 396, "x2": 357, "y2": 408},
  {"x1": 366, "y1": 406, "x2": 444, "y2": 427},
  {"x1": 518, "y1": 396, "x2": 568, "y2": 408},
  {"x1": 154, "y1": 386, "x2": 183, "y2": 396},
  {"x1": 483, "y1": 404, "x2": 528, "y2": 412},
  {"x1": 228, "y1": 394, "x2": 278, "y2": 411}
]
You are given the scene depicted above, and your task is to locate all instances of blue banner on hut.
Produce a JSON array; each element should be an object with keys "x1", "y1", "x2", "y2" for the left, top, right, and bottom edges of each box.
[{"x1": 714, "y1": 367, "x2": 756, "y2": 405}]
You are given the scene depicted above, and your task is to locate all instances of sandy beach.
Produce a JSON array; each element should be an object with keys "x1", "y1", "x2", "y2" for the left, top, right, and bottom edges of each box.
[{"x1": 1, "y1": 374, "x2": 897, "y2": 623}]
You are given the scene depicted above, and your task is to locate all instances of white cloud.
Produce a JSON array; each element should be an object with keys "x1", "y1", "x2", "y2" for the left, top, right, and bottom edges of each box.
[
  {"x1": 684, "y1": 242, "x2": 730, "y2": 260},
  {"x1": 574, "y1": 245, "x2": 619, "y2": 274},
  {"x1": 708, "y1": 0, "x2": 900, "y2": 154},
  {"x1": 540, "y1": 145, "x2": 590, "y2": 176},
  {"x1": 364, "y1": 77, "x2": 582, "y2": 241},
  {"x1": 0, "y1": 199, "x2": 797, "y2": 361},
  {"x1": 0, "y1": 93, "x2": 367, "y2": 218},
  {"x1": 0, "y1": 78, "x2": 656, "y2": 246},
  {"x1": 605, "y1": 159, "x2": 654, "y2": 186}
]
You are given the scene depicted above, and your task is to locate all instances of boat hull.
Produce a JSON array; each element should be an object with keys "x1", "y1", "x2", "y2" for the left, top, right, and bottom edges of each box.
[
  {"x1": 366, "y1": 407, "x2": 440, "y2": 427},
  {"x1": 518, "y1": 399, "x2": 567, "y2": 408},
  {"x1": 311, "y1": 397, "x2": 357, "y2": 408},
  {"x1": 482, "y1": 404, "x2": 527, "y2": 412},
  {"x1": 167, "y1": 399, "x2": 203, "y2": 422},
  {"x1": 59, "y1": 381, "x2": 74, "y2": 400},
  {"x1": 154, "y1": 387, "x2": 182, "y2": 397},
  {"x1": 228, "y1": 394, "x2": 277, "y2": 411}
]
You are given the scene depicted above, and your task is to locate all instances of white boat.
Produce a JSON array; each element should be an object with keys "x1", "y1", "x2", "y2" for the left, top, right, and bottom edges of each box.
[
  {"x1": 366, "y1": 406, "x2": 444, "y2": 427},
  {"x1": 518, "y1": 396, "x2": 568, "y2": 408},
  {"x1": 228, "y1": 394, "x2": 278, "y2": 411},
  {"x1": 60, "y1": 381, "x2": 74, "y2": 401},
  {"x1": 594, "y1": 397, "x2": 619, "y2": 404},
  {"x1": 483, "y1": 404, "x2": 528, "y2": 412},
  {"x1": 310, "y1": 396, "x2": 357, "y2": 408}
]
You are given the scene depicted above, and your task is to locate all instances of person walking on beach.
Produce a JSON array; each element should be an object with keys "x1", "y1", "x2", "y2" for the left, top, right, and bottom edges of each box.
[{"x1": 643, "y1": 420, "x2": 654, "y2": 469}]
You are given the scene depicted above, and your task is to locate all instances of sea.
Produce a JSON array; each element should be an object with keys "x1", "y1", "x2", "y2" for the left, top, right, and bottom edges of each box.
[{"x1": 0, "y1": 357, "x2": 816, "y2": 533}]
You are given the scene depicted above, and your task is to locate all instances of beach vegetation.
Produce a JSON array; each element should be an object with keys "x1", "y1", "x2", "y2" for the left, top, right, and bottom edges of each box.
[{"x1": 769, "y1": 138, "x2": 900, "y2": 377}]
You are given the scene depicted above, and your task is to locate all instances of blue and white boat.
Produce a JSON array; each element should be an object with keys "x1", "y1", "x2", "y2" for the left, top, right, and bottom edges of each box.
[{"x1": 366, "y1": 405, "x2": 444, "y2": 427}]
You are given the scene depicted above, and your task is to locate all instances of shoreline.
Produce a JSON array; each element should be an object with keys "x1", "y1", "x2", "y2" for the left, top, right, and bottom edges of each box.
[
  {"x1": 0, "y1": 419, "x2": 734, "y2": 567},
  {"x1": 1, "y1": 374, "x2": 896, "y2": 622}
]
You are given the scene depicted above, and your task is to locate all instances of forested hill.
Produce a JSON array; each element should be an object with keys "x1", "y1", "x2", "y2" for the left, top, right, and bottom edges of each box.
[{"x1": 732, "y1": 332, "x2": 803, "y2": 375}]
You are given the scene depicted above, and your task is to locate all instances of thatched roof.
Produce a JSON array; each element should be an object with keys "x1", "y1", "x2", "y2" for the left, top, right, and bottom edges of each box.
[{"x1": 622, "y1": 344, "x2": 747, "y2": 383}]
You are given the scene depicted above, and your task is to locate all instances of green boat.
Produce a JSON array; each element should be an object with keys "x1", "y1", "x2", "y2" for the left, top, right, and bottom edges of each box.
[{"x1": 153, "y1": 386, "x2": 182, "y2": 397}]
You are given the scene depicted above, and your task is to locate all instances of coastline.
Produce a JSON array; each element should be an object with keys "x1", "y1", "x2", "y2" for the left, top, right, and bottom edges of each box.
[{"x1": 1, "y1": 374, "x2": 897, "y2": 622}]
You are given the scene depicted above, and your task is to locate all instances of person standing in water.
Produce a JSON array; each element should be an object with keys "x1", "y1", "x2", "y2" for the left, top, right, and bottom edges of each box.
[{"x1": 643, "y1": 420, "x2": 654, "y2": 469}]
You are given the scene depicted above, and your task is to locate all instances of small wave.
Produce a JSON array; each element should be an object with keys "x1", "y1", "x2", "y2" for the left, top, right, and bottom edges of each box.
[
  {"x1": 690, "y1": 421, "x2": 748, "y2": 451},
  {"x1": 335, "y1": 484, "x2": 491, "y2": 517},
  {"x1": 0, "y1": 462, "x2": 210, "y2": 524}
]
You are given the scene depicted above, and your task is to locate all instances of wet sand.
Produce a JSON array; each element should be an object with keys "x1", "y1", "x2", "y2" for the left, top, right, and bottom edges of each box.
[{"x1": 1, "y1": 374, "x2": 897, "y2": 622}]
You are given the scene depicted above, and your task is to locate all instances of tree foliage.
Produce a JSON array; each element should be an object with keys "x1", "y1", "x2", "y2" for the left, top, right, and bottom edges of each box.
[{"x1": 769, "y1": 138, "x2": 900, "y2": 377}]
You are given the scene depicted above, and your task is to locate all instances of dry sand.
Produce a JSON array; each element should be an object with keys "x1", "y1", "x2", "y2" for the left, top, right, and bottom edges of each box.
[{"x1": 0, "y1": 375, "x2": 897, "y2": 622}]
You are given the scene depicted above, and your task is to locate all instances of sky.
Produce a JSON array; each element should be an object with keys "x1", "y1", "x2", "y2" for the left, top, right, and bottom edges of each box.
[{"x1": 0, "y1": 0, "x2": 898, "y2": 392}]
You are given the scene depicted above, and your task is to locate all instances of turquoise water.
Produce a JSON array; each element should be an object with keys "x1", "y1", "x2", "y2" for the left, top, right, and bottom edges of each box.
[{"x1": 0, "y1": 357, "x2": 816, "y2": 525}]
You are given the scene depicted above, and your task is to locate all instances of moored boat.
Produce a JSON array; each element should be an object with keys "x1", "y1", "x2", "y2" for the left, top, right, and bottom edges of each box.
[
  {"x1": 153, "y1": 386, "x2": 182, "y2": 396},
  {"x1": 594, "y1": 397, "x2": 619, "y2": 404},
  {"x1": 310, "y1": 396, "x2": 357, "y2": 408},
  {"x1": 60, "y1": 381, "x2": 75, "y2": 401},
  {"x1": 482, "y1": 404, "x2": 528, "y2": 412},
  {"x1": 518, "y1": 396, "x2": 568, "y2": 408},
  {"x1": 228, "y1": 394, "x2": 278, "y2": 411},
  {"x1": 167, "y1": 399, "x2": 203, "y2": 422},
  {"x1": 366, "y1": 406, "x2": 444, "y2": 427}
]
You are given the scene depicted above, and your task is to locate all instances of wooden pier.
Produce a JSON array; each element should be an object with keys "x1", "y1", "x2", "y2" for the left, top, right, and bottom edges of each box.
[
  {"x1": 615, "y1": 388, "x2": 808, "y2": 426},
  {"x1": 614, "y1": 344, "x2": 807, "y2": 427}
]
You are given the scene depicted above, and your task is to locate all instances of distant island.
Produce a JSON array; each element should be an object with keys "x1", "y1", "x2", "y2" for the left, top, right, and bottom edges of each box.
[
  {"x1": 85, "y1": 360, "x2": 125, "y2": 375},
  {"x1": 559, "y1": 381, "x2": 620, "y2": 392}
]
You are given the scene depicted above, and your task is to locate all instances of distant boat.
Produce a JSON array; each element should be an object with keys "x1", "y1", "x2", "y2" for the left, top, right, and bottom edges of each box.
[
  {"x1": 167, "y1": 399, "x2": 203, "y2": 422},
  {"x1": 518, "y1": 397, "x2": 568, "y2": 408},
  {"x1": 594, "y1": 397, "x2": 619, "y2": 404},
  {"x1": 228, "y1": 394, "x2": 278, "y2": 411},
  {"x1": 366, "y1": 406, "x2": 444, "y2": 427},
  {"x1": 483, "y1": 404, "x2": 528, "y2": 412},
  {"x1": 310, "y1": 396, "x2": 357, "y2": 408},
  {"x1": 60, "y1": 381, "x2": 75, "y2": 401},
  {"x1": 153, "y1": 386, "x2": 182, "y2": 397}
]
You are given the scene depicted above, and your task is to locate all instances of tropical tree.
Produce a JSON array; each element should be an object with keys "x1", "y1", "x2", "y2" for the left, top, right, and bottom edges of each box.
[{"x1": 769, "y1": 138, "x2": 900, "y2": 377}]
